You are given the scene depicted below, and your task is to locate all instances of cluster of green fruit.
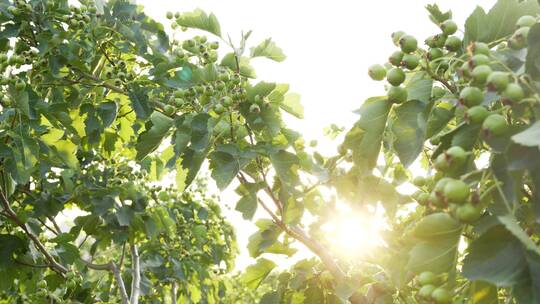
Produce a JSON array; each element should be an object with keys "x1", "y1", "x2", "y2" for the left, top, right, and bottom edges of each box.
[
  {"x1": 414, "y1": 271, "x2": 453, "y2": 303},
  {"x1": 6, "y1": 0, "x2": 32, "y2": 16},
  {"x1": 508, "y1": 15, "x2": 537, "y2": 50},
  {"x1": 103, "y1": 60, "x2": 133, "y2": 88},
  {"x1": 412, "y1": 150, "x2": 484, "y2": 224},
  {"x1": 171, "y1": 34, "x2": 219, "y2": 64}
]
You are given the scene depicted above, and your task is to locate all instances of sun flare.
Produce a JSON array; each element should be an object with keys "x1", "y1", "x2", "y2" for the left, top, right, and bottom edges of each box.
[{"x1": 322, "y1": 206, "x2": 387, "y2": 258}]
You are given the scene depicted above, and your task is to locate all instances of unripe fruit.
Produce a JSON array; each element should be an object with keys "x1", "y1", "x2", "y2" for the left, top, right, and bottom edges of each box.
[
  {"x1": 446, "y1": 146, "x2": 467, "y2": 166},
  {"x1": 459, "y1": 86, "x2": 484, "y2": 107},
  {"x1": 472, "y1": 65, "x2": 492, "y2": 84},
  {"x1": 471, "y1": 42, "x2": 490, "y2": 55},
  {"x1": 387, "y1": 86, "x2": 408, "y2": 104},
  {"x1": 428, "y1": 48, "x2": 444, "y2": 60},
  {"x1": 440, "y1": 20, "x2": 458, "y2": 35},
  {"x1": 458, "y1": 62, "x2": 471, "y2": 78},
  {"x1": 456, "y1": 203, "x2": 483, "y2": 223},
  {"x1": 444, "y1": 179, "x2": 470, "y2": 204},
  {"x1": 509, "y1": 27, "x2": 530, "y2": 50},
  {"x1": 502, "y1": 83, "x2": 525, "y2": 103},
  {"x1": 465, "y1": 106, "x2": 489, "y2": 124},
  {"x1": 221, "y1": 96, "x2": 233, "y2": 107},
  {"x1": 36, "y1": 289, "x2": 48, "y2": 298},
  {"x1": 431, "y1": 288, "x2": 452, "y2": 303},
  {"x1": 368, "y1": 64, "x2": 386, "y2": 81},
  {"x1": 412, "y1": 176, "x2": 426, "y2": 187},
  {"x1": 430, "y1": 191, "x2": 444, "y2": 207},
  {"x1": 37, "y1": 280, "x2": 47, "y2": 289},
  {"x1": 386, "y1": 68, "x2": 406, "y2": 86},
  {"x1": 482, "y1": 114, "x2": 508, "y2": 137},
  {"x1": 444, "y1": 36, "x2": 462, "y2": 52},
  {"x1": 434, "y1": 153, "x2": 450, "y2": 172},
  {"x1": 174, "y1": 90, "x2": 185, "y2": 98},
  {"x1": 402, "y1": 54, "x2": 419, "y2": 70},
  {"x1": 166, "y1": 11, "x2": 173, "y2": 19},
  {"x1": 15, "y1": 80, "x2": 26, "y2": 91},
  {"x1": 214, "y1": 103, "x2": 225, "y2": 114},
  {"x1": 418, "y1": 271, "x2": 437, "y2": 286},
  {"x1": 399, "y1": 35, "x2": 418, "y2": 53},
  {"x1": 389, "y1": 51, "x2": 404, "y2": 66},
  {"x1": 418, "y1": 285, "x2": 436, "y2": 298},
  {"x1": 391, "y1": 31, "x2": 406, "y2": 46},
  {"x1": 486, "y1": 71, "x2": 509, "y2": 92},
  {"x1": 249, "y1": 103, "x2": 260, "y2": 114},
  {"x1": 417, "y1": 192, "x2": 430, "y2": 205},
  {"x1": 470, "y1": 54, "x2": 490, "y2": 67},
  {"x1": 164, "y1": 105, "x2": 175, "y2": 115},
  {"x1": 516, "y1": 15, "x2": 536, "y2": 28}
]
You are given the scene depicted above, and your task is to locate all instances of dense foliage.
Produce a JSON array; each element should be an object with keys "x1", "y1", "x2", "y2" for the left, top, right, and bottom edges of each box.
[{"x1": 1, "y1": 0, "x2": 540, "y2": 303}]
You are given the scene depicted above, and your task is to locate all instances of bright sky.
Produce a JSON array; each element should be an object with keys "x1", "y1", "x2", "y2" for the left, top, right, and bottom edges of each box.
[{"x1": 134, "y1": 0, "x2": 497, "y2": 270}]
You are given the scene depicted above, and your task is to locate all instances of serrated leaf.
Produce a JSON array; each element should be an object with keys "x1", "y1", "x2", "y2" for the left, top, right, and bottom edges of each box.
[
  {"x1": 426, "y1": 4, "x2": 452, "y2": 25},
  {"x1": 135, "y1": 111, "x2": 174, "y2": 160},
  {"x1": 512, "y1": 122, "x2": 540, "y2": 149},
  {"x1": 391, "y1": 100, "x2": 428, "y2": 167},
  {"x1": 209, "y1": 151, "x2": 239, "y2": 190},
  {"x1": 279, "y1": 93, "x2": 303, "y2": 119},
  {"x1": 221, "y1": 53, "x2": 256, "y2": 78},
  {"x1": 175, "y1": 9, "x2": 221, "y2": 37},
  {"x1": 250, "y1": 38, "x2": 286, "y2": 62},
  {"x1": 241, "y1": 258, "x2": 276, "y2": 289}
]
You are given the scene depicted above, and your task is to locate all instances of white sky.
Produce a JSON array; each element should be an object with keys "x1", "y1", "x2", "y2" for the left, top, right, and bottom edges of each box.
[{"x1": 134, "y1": 0, "x2": 497, "y2": 270}]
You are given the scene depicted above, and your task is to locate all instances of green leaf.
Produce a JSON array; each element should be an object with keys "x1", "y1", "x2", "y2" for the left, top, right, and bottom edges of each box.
[
  {"x1": 0, "y1": 235, "x2": 25, "y2": 268},
  {"x1": 347, "y1": 97, "x2": 391, "y2": 172},
  {"x1": 426, "y1": 102, "x2": 453, "y2": 138},
  {"x1": 526, "y1": 24, "x2": 540, "y2": 80},
  {"x1": 270, "y1": 150, "x2": 300, "y2": 185},
  {"x1": 279, "y1": 93, "x2": 303, "y2": 119},
  {"x1": 175, "y1": 9, "x2": 221, "y2": 37},
  {"x1": 128, "y1": 85, "x2": 152, "y2": 119},
  {"x1": 512, "y1": 122, "x2": 540, "y2": 149},
  {"x1": 240, "y1": 258, "x2": 277, "y2": 289},
  {"x1": 221, "y1": 53, "x2": 256, "y2": 78},
  {"x1": 391, "y1": 100, "x2": 428, "y2": 167},
  {"x1": 462, "y1": 226, "x2": 527, "y2": 286},
  {"x1": 406, "y1": 72, "x2": 433, "y2": 103},
  {"x1": 250, "y1": 38, "x2": 286, "y2": 62},
  {"x1": 209, "y1": 151, "x2": 239, "y2": 190},
  {"x1": 54, "y1": 139, "x2": 79, "y2": 169},
  {"x1": 469, "y1": 281, "x2": 499, "y2": 304},
  {"x1": 135, "y1": 111, "x2": 174, "y2": 161},
  {"x1": 464, "y1": 0, "x2": 540, "y2": 45},
  {"x1": 426, "y1": 4, "x2": 452, "y2": 25},
  {"x1": 235, "y1": 182, "x2": 261, "y2": 220}
]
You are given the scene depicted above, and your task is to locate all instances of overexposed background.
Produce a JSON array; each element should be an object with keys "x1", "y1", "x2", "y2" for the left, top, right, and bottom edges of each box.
[{"x1": 135, "y1": 0, "x2": 497, "y2": 270}]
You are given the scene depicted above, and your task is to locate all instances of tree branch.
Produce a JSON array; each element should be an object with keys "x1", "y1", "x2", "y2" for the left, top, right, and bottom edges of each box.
[
  {"x1": 0, "y1": 189, "x2": 67, "y2": 275},
  {"x1": 82, "y1": 259, "x2": 130, "y2": 304},
  {"x1": 130, "y1": 244, "x2": 141, "y2": 304}
]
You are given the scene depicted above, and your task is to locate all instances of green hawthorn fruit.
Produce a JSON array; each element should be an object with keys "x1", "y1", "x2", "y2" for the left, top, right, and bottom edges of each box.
[
  {"x1": 503, "y1": 83, "x2": 525, "y2": 103},
  {"x1": 166, "y1": 11, "x2": 173, "y2": 19},
  {"x1": 440, "y1": 20, "x2": 458, "y2": 35},
  {"x1": 482, "y1": 114, "x2": 508, "y2": 137},
  {"x1": 456, "y1": 203, "x2": 482, "y2": 223},
  {"x1": 486, "y1": 71, "x2": 509, "y2": 92},
  {"x1": 472, "y1": 65, "x2": 492, "y2": 84},
  {"x1": 459, "y1": 86, "x2": 484, "y2": 107},
  {"x1": 429, "y1": 191, "x2": 444, "y2": 207},
  {"x1": 173, "y1": 98, "x2": 184, "y2": 106},
  {"x1": 412, "y1": 176, "x2": 426, "y2": 187},
  {"x1": 444, "y1": 179, "x2": 470, "y2": 204},
  {"x1": 431, "y1": 288, "x2": 452, "y2": 303},
  {"x1": 387, "y1": 86, "x2": 408, "y2": 104},
  {"x1": 425, "y1": 35, "x2": 437, "y2": 48},
  {"x1": 433, "y1": 34, "x2": 447, "y2": 48},
  {"x1": 470, "y1": 54, "x2": 490, "y2": 67},
  {"x1": 417, "y1": 192, "x2": 430, "y2": 205},
  {"x1": 434, "y1": 153, "x2": 450, "y2": 172},
  {"x1": 444, "y1": 36, "x2": 462, "y2": 52},
  {"x1": 174, "y1": 90, "x2": 185, "y2": 98},
  {"x1": 209, "y1": 41, "x2": 219, "y2": 50},
  {"x1": 458, "y1": 62, "x2": 471, "y2": 78},
  {"x1": 465, "y1": 106, "x2": 489, "y2": 124},
  {"x1": 418, "y1": 285, "x2": 436, "y2": 298},
  {"x1": 7, "y1": 6, "x2": 20, "y2": 15},
  {"x1": 471, "y1": 42, "x2": 490, "y2": 55},
  {"x1": 509, "y1": 27, "x2": 530, "y2": 50},
  {"x1": 249, "y1": 103, "x2": 260, "y2": 114},
  {"x1": 399, "y1": 35, "x2": 418, "y2": 53},
  {"x1": 164, "y1": 105, "x2": 175, "y2": 115},
  {"x1": 36, "y1": 289, "x2": 48, "y2": 298},
  {"x1": 386, "y1": 68, "x2": 406, "y2": 86},
  {"x1": 516, "y1": 15, "x2": 536, "y2": 28},
  {"x1": 214, "y1": 103, "x2": 225, "y2": 114},
  {"x1": 15, "y1": 80, "x2": 26, "y2": 91},
  {"x1": 221, "y1": 96, "x2": 233, "y2": 107},
  {"x1": 391, "y1": 31, "x2": 406, "y2": 46},
  {"x1": 428, "y1": 48, "x2": 444, "y2": 60},
  {"x1": 368, "y1": 64, "x2": 386, "y2": 81},
  {"x1": 418, "y1": 271, "x2": 437, "y2": 286},
  {"x1": 37, "y1": 280, "x2": 47, "y2": 289},
  {"x1": 389, "y1": 51, "x2": 404, "y2": 66},
  {"x1": 446, "y1": 146, "x2": 467, "y2": 166},
  {"x1": 402, "y1": 54, "x2": 420, "y2": 70},
  {"x1": 114, "y1": 79, "x2": 122, "y2": 87}
]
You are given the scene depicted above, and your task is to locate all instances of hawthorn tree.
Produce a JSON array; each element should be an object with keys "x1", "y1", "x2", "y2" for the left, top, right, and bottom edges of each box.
[{"x1": 1, "y1": 0, "x2": 540, "y2": 303}]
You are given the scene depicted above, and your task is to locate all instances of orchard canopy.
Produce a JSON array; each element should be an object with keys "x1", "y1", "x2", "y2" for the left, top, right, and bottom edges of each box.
[{"x1": 0, "y1": 0, "x2": 540, "y2": 303}]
